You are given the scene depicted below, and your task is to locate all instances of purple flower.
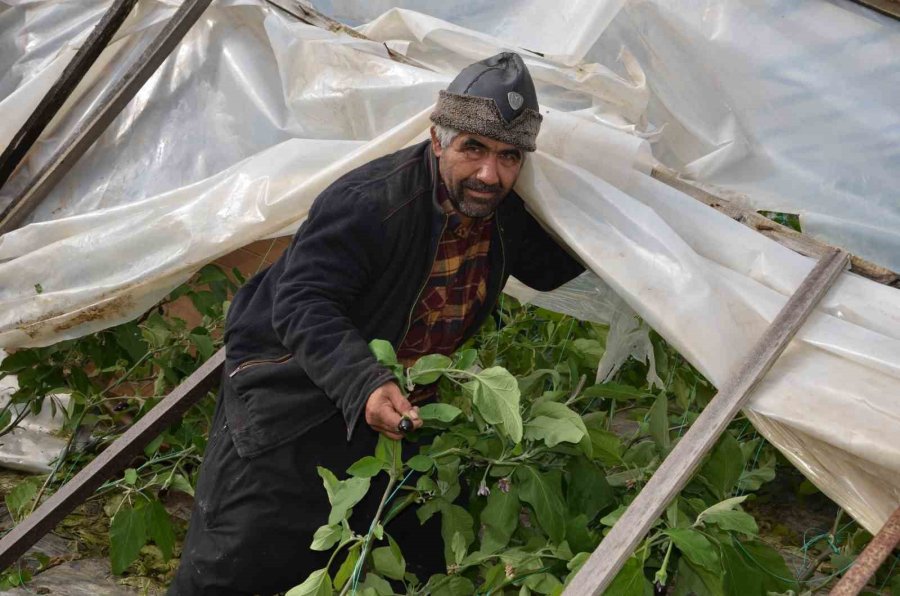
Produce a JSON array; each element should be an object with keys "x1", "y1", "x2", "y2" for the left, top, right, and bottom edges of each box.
[
  {"x1": 498, "y1": 477, "x2": 511, "y2": 493},
  {"x1": 477, "y1": 481, "x2": 491, "y2": 497}
]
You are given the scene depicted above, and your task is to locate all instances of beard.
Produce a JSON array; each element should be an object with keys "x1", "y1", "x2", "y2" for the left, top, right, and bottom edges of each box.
[{"x1": 446, "y1": 178, "x2": 509, "y2": 218}]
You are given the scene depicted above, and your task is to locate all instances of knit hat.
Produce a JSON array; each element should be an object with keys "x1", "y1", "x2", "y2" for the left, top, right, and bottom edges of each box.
[{"x1": 430, "y1": 52, "x2": 543, "y2": 152}]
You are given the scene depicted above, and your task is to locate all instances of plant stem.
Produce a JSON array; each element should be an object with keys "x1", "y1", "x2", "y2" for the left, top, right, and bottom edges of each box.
[{"x1": 340, "y1": 472, "x2": 398, "y2": 596}]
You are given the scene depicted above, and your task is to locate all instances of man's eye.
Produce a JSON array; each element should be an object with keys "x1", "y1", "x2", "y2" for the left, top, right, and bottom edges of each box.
[
  {"x1": 463, "y1": 146, "x2": 486, "y2": 159},
  {"x1": 499, "y1": 153, "x2": 522, "y2": 166}
]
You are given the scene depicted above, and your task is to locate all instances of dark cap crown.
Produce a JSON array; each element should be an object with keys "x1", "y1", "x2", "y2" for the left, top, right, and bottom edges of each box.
[{"x1": 448, "y1": 52, "x2": 539, "y2": 123}]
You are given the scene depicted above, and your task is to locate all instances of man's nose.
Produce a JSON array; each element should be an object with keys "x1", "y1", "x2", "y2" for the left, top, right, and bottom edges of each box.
[{"x1": 475, "y1": 156, "x2": 500, "y2": 185}]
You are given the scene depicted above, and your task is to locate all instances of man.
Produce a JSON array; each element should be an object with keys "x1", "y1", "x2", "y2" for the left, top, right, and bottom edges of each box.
[{"x1": 169, "y1": 52, "x2": 584, "y2": 595}]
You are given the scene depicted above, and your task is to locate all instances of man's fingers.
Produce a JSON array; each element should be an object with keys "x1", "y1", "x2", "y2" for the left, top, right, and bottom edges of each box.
[{"x1": 384, "y1": 386, "x2": 423, "y2": 431}]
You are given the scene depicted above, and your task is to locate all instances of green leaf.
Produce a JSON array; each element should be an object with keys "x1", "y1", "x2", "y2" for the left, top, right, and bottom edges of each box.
[
  {"x1": 673, "y1": 557, "x2": 723, "y2": 596},
  {"x1": 168, "y1": 473, "x2": 195, "y2": 497},
  {"x1": 565, "y1": 514, "x2": 599, "y2": 554},
  {"x1": 418, "y1": 403, "x2": 462, "y2": 423},
  {"x1": 327, "y1": 476, "x2": 371, "y2": 525},
  {"x1": 375, "y1": 434, "x2": 402, "y2": 477},
  {"x1": 720, "y1": 542, "x2": 763, "y2": 596},
  {"x1": 480, "y1": 486, "x2": 520, "y2": 553},
  {"x1": 406, "y1": 454, "x2": 434, "y2": 472},
  {"x1": 451, "y1": 531, "x2": 467, "y2": 564},
  {"x1": 469, "y1": 367, "x2": 523, "y2": 443},
  {"x1": 372, "y1": 541, "x2": 405, "y2": 580},
  {"x1": 317, "y1": 467, "x2": 340, "y2": 502},
  {"x1": 695, "y1": 497, "x2": 758, "y2": 536},
  {"x1": 524, "y1": 416, "x2": 584, "y2": 448},
  {"x1": 572, "y1": 338, "x2": 605, "y2": 368},
  {"x1": 286, "y1": 568, "x2": 333, "y2": 596},
  {"x1": 190, "y1": 332, "x2": 215, "y2": 360},
  {"x1": 310, "y1": 524, "x2": 342, "y2": 551},
  {"x1": 333, "y1": 544, "x2": 360, "y2": 590},
  {"x1": 525, "y1": 402, "x2": 588, "y2": 450},
  {"x1": 428, "y1": 574, "x2": 476, "y2": 596},
  {"x1": 454, "y1": 349, "x2": 478, "y2": 371},
  {"x1": 516, "y1": 466, "x2": 565, "y2": 543},
  {"x1": 524, "y1": 572, "x2": 563, "y2": 594},
  {"x1": 583, "y1": 413, "x2": 622, "y2": 466},
  {"x1": 5, "y1": 478, "x2": 38, "y2": 521},
  {"x1": 581, "y1": 383, "x2": 651, "y2": 402},
  {"x1": 606, "y1": 555, "x2": 647, "y2": 596},
  {"x1": 648, "y1": 391, "x2": 670, "y2": 450},
  {"x1": 735, "y1": 539, "x2": 797, "y2": 593},
  {"x1": 565, "y1": 457, "x2": 614, "y2": 522},
  {"x1": 440, "y1": 504, "x2": 474, "y2": 565},
  {"x1": 144, "y1": 499, "x2": 176, "y2": 560},
  {"x1": 699, "y1": 432, "x2": 743, "y2": 500},
  {"x1": 665, "y1": 528, "x2": 720, "y2": 572},
  {"x1": 109, "y1": 505, "x2": 148, "y2": 575},
  {"x1": 346, "y1": 456, "x2": 384, "y2": 478},
  {"x1": 408, "y1": 354, "x2": 452, "y2": 384},
  {"x1": 369, "y1": 340, "x2": 398, "y2": 367},
  {"x1": 124, "y1": 468, "x2": 138, "y2": 485}
]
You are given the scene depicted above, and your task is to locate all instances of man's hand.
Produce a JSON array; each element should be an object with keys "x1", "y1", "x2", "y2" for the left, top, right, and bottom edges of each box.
[{"x1": 365, "y1": 381, "x2": 422, "y2": 439}]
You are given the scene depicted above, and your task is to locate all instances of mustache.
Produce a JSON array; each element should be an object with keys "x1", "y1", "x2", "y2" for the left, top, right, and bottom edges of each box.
[{"x1": 462, "y1": 180, "x2": 503, "y2": 193}]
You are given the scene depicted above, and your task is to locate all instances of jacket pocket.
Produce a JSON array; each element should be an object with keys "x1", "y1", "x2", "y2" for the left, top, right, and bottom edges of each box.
[{"x1": 224, "y1": 355, "x2": 337, "y2": 458}]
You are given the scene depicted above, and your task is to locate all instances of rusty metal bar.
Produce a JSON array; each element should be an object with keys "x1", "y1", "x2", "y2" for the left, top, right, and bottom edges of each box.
[
  {"x1": 0, "y1": 348, "x2": 224, "y2": 570},
  {"x1": 0, "y1": 0, "x2": 213, "y2": 236},
  {"x1": 0, "y1": 0, "x2": 139, "y2": 191},
  {"x1": 830, "y1": 506, "x2": 900, "y2": 595}
]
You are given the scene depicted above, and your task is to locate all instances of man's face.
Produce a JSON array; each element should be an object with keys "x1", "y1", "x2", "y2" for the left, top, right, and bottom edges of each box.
[{"x1": 431, "y1": 129, "x2": 524, "y2": 218}]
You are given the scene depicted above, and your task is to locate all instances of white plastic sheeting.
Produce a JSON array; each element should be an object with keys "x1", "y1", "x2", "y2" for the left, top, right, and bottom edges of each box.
[{"x1": 0, "y1": 0, "x2": 897, "y2": 533}]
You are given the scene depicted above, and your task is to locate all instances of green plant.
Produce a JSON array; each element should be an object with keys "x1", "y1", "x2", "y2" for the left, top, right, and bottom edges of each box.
[
  {"x1": 290, "y1": 299, "x2": 796, "y2": 596},
  {"x1": 0, "y1": 264, "x2": 242, "y2": 580}
]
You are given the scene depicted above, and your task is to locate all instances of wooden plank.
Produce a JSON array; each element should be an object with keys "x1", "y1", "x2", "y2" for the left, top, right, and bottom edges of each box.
[
  {"x1": 0, "y1": 348, "x2": 224, "y2": 571},
  {"x1": 651, "y1": 166, "x2": 899, "y2": 288},
  {"x1": 0, "y1": 0, "x2": 139, "y2": 191},
  {"x1": 830, "y1": 505, "x2": 900, "y2": 596},
  {"x1": 851, "y1": 0, "x2": 900, "y2": 20},
  {"x1": 563, "y1": 248, "x2": 850, "y2": 595},
  {"x1": 0, "y1": 0, "x2": 214, "y2": 236}
]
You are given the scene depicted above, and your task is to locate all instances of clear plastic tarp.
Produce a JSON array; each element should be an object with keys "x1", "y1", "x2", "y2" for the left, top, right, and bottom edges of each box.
[{"x1": 0, "y1": 0, "x2": 897, "y2": 533}]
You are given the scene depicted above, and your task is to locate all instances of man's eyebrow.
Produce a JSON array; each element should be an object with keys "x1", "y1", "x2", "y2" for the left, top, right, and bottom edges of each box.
[
  {"x1": 461, "y1": 137, "x2": 488, "y2": 149},
  {"x1": 499, "y1": 148, "x2": 522, "y2": 158}
]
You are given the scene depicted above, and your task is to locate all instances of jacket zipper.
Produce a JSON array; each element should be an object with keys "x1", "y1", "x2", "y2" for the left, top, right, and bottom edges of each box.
[
  {"x1": 399, "y1": 215, "x2": 448, "y2": 343},
  {"x1": 229, "y1": 354, "x2": 292, "y2": 378}
]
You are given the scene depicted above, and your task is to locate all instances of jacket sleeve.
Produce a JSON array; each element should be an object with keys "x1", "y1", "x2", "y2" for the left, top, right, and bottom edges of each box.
[
  {"x1": 271, "y1": 185, "x2": 396, "y2": 439},
  {"x1": 510, "y1": 208, "x2": 585, "y2": 292}
]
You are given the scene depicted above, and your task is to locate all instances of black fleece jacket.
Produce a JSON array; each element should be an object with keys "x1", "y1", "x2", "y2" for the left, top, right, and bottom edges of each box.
[{"x1": 222, "y1": 141, "x2": 584, "y2": 458}]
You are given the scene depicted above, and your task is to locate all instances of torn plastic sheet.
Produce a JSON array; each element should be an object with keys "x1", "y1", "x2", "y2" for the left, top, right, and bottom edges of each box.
[
  {"x1": 505, "y1": 273, "x2": 663, "y2": 389},
  {"x1": 0, "y1": 0, "x2": 897, "y2": 534},
  {"x1": 0, "y1": 353, "x2": 68, "y2": 474}
]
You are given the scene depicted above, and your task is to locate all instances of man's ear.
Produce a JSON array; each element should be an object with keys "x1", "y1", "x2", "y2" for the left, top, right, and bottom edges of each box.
[{"x1": 430, "y1": 126, "x2": 443, "y2": 157}]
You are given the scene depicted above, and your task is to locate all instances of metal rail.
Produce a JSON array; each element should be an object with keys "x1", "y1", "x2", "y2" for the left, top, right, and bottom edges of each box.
[
  {"x1": 0, "y1": 349, "x2": 224, "y2": 570},
  {"x1": 0, "y1": 0, "x2": 139, "y2": 191},
  {"x1": 0, "y1": 0, "x2": 214, "y2": 236},
  {"x1": 830, "y1": 506, "x2": 900, "y2": 595}
]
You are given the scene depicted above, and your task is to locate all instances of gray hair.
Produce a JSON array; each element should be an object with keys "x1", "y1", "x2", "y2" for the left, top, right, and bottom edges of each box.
[{"x1": 433, "y1": 124, "x2": 460, "y2": 149}]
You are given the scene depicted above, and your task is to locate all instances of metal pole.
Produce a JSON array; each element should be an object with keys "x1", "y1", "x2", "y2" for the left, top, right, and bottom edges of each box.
[
  {"x1": 830, "y1": 506, "x2": 900, "y2": 596},
  {"x1": 0, "y1": 349, "x2": 224, "y2": 570},
  {"x1": 0, "y1": 0, "x2": 139, "y2": 190},
  {"x1": 0, "y1": 0, "x2": 213, "y2": 236}
]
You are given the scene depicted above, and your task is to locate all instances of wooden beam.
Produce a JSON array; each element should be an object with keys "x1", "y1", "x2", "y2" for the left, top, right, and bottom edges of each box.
[
  {"x1": 0, "y1": 0, "x2": 139, "y2": 191},
  {"x1": 830, "y1": 505, "x2": 900, "y2": 596},
  {"x1": 563, "y1": 248, "x2": 849, "y2": 595},
  {"x1": 0, "y1": 0, "x2": 214, "y2": 236},
  {"x1": 651, "y1": 166, "x2": 899, "y2": 288},
  {"x1": 0, "y1": 348, "x2": 223, "y2": 571},
  {"x1": 851, "y1": 0, "x2": 900, "y2": 20}
]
